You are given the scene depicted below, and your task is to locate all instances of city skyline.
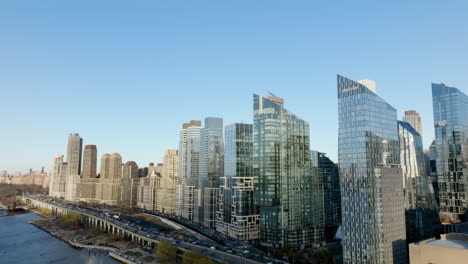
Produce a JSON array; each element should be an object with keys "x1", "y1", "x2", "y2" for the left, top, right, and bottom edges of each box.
[{"x1": 2, "y1": 1, "x2": 468, "y2": 173}]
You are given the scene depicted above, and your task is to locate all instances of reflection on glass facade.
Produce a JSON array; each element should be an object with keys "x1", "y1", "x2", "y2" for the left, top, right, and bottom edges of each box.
[
  {"x1": 432, "y1": 83, "x2": 468, "y2": 222},
  {"x1": 196, "y1": 117, "x2": 224, "y2": 228},
  {"x1": 216, "y1": 123, "x2": 259, "y2": 240},
  {"x1": 338, "y1": 75, "x2": 407, "y2": 263},
  {"x1": 311, "y1": 151, "x2": 340, "y2": 241},
  {"x1": 253, "y1": 94, "x2": 324, "y2": 248},
  {"x1": 399, "y1": 121, "x2": 441, "y2": 243},
  {"x1": 398, "y1": 121, "x2": 425, "y2": 209}
]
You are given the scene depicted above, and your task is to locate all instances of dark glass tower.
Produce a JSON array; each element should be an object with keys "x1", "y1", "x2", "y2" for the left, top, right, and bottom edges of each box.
[
  {"x1": 311, "y1": 151, "x2": 340, "y2": 241},
  {"x1": 432, "y1": 83, "x2": 468, "y2": 222}
]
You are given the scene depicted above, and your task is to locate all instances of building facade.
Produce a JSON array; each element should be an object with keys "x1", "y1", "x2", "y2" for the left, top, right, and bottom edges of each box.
[
  {"x1": 49, "y1": 155, "x2": 66, "y2": 198},
  {"x1": 77, "y1": 145, "x2": 98, "y2": 202},
  {"x1": 432, "y1": 83, "x2": 468, "y2": 222},
  {"x1": 161, "y1": 149, "x2": 178, "y2": 214},
  {"x1": 398, "y1": 121, "x2": 426, "y2": 210},
  {"x1": 217, "y1": 123, "x2": 259, "y2": 240},
  {"x1": 196, "y1": 117, "x2": 224, "y2": 228},
  {"x1": 311, "y1": 151, "x2": 340, "y2": 241},
  {"x1": 65, "y1": 133, "x2": 83, "y2": 201},
  {"x1": 119, "y1": 161, "x2": 138, "y2": 207},
  {"x1": 176, "y1": 120, "x2": 201, "y2": 218},
  {"x1": 403, "y1": 110, "x2": 424, "y2": 136},
  {"x1": 99, "y1": 153, "x2": 122, "y2": 205},
  {"x1": 253, "y1": 93, "x2": 324, "y2": 248},
  {"x1": 338, "y1": 75, "x2": 407, "y2": 263}
]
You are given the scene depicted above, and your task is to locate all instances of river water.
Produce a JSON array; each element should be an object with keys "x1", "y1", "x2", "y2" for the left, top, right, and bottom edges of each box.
[{"x1": 0, "y1": 213, "x2": 120, "y2": 264}]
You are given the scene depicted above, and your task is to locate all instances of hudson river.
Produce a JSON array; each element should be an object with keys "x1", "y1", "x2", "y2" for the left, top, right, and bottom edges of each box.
[{"x1": 0, "y1": 213, "x2": 119, "y2": 264}]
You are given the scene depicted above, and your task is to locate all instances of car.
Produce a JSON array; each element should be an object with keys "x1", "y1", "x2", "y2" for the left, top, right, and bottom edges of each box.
[
  {"x1": 210, "y1": 246, "x2": 216, "y2": 250},
  {"x1": 227, "y1": 250, "x2": 233, "y2": 253}
]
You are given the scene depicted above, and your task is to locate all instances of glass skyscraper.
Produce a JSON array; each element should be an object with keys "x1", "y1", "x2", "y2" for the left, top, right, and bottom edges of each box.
[
  {"x1": 432, "y1": 83, "x2": 468, "y2": 222},
  {"x1": 398, "y1": 120, "x2": 440, "y2": 243},
  {"x1": 216, "y1": 123, "x2": 259, "y2": 240},
  {"x1": 337, "y1": 75, "x2": 407, "y2": 263},
  {"x1": 311, "y1": 151, "x2": 340, "y2": 241},
  {"x1": 253, "y1": 94, "x2": 324, "y2": 248},
  {"x1": 398, "y1": 120, "x2": 426, "y2": 210},
  {"x1": 196, "y1": 117, "x2": 224, "y2": 228}
]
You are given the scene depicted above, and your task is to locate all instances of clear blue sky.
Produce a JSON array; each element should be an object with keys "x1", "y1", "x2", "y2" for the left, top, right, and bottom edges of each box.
[{"x1": 2, "y1": 1, "x2": 468, "y2": 173}]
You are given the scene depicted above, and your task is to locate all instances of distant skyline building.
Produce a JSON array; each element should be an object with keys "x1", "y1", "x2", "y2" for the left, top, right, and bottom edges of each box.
[
  {"x1": 175, "y1": 120, "x2": 202, "y2": 220},
  {"x1": 403, "y1": 110, "x2": 424, "y2": 136},
  {"x1": 119, "y1": 161, "x2": 138, "y2": 207},
  {"x1": 66, "y1": 133, "x2": 83, "y2": 177},
  {"x1": 432, "y1": 83, "x2": 468, "y2": 222},
  {"x1": 99, "y1": 153, "x2": 122, "y2": 205},
  {"x1": 196, "y1": 117, "x2": 224, "y2": 228},
  {"x1": 253, "y1": 93, "x2": 324, "y2": 248},
  {"x1": 65, "y1": 133, "x2": 82, "y2": 201},
  {"x1": 137, "y1": 163, "x2": 163, "y2": 211},
  {"x1": 216, "y1": 123, "x2": 259, "y2": 240},
  {"x1": 338, "y1": 75, "x2": 407, "y2": 263},
  {"x1": 81, "y1": 145, "x2": 97, "y2": 178},
  {"x1": 160, "y1": 149, "x2": 178, "y2": 215},
  {"x1": 77, "y1": 145, "x2": 98, "y2": 202},
  {"x1": 49, "y1": 155, "x2": 66, "y2": 198}
]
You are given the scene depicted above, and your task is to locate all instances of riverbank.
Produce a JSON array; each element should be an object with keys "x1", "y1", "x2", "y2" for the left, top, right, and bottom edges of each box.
[{"x1": 28, "y1": 211, "x2": 161, "y2": 263}]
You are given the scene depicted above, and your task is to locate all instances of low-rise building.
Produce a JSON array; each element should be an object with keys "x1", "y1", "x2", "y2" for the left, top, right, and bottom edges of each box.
[{"x1": 409, "y1": 233, "x2": 468, "y2": 264}]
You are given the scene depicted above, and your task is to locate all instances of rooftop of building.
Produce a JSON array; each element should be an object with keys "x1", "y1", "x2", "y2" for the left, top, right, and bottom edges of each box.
[{"x1": 415, "y1": 233, "x2": 468, "y2": 249}]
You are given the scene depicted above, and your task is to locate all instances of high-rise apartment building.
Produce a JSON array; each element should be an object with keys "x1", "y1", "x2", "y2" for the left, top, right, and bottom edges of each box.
[
  {"x1": 99, "y1": 153, "x2": 122, "y2": 205},
  {"x1": 311, "y1": 151, "x2": 340, "y2": 241},
  {"x1": 338, "y1": 75, "x2": 407, "y2": 263},
  {"x1": 119, "y1": 161, "x2": 138, "y2": 207},
  {"x1": 432, "y1": 83, "x2": 468, "y2": 222},
  {"x1": 65, "y1": 133, "x2": 83, "y2": 201},
  {"x1": 217, "y1": 123, "x2": 259, "y2": 240},
  {"x1": 403, "y1": 110, "x2": 424, "y2": 136},
  {"x1": 49, "y1": 155, "x2": 66, "y2": 198},
  {"x1": 253, "y1": 93, "x2": 324, "y2": 248},
  {"x1": 175, "y1": 120, "x2": 201, "y2": 220},
  {"x1": 78, "y1": 145, "x2": 98, "y2": 202},
  {"x1": 66, "y1": 133, "x2": 83, "y2": 176},
  {"x1": 160, "y1": 149, "x2": 178, "y2": 214},
  {"x1": 81, "y1": 145, "x2": 97, "y2": 178},
  {"x1": 137, "y1": 163, "x2": 163, "y2": 211},
  {"x1": 196, "y1": 117, "x2": 224, "y2": 228}
]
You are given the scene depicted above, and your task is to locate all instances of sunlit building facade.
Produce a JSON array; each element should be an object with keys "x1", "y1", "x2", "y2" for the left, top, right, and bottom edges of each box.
[
  {"x1": 253, "y1": 94, "x2": 324, "y2": 248},
  {"x1": 217, "y1": 123, "x2": 259, "y2": 240},
  {"x1": 338, "y1": 75, "x2": 407, "y2": 263},
  {"x1": 196, "y1": 117, "x2": 224, "y2": 228},
  {"x1": 432, "y1": 83, "x2": 468, "y2": 222}
]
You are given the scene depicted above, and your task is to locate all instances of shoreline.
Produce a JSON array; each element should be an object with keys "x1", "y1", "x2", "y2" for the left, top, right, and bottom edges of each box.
[{"x1": 27, "y1": 211, "x2": 143, "y2": 264}]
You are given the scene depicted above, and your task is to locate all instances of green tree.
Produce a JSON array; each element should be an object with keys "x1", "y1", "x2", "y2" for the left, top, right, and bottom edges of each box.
[
  {"x1": 155, "y1": 240, "x2": 177, "y2": 260},
  {"x1": 183, "y1": 251, "x2": 214, "y2": 264},
  {"x1": 58, "y1": 212, "x2": 82, "y2": 227}
]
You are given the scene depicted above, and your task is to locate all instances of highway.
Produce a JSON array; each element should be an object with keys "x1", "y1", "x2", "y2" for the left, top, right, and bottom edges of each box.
[{"x1": 24, "y1": 194, "x2": 284, "y2": 264}]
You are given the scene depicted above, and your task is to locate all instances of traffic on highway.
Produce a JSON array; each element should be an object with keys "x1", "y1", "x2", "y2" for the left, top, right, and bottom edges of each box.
[{"x1": 25, "y1": 194, "x2": 285, "y2": 264}]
